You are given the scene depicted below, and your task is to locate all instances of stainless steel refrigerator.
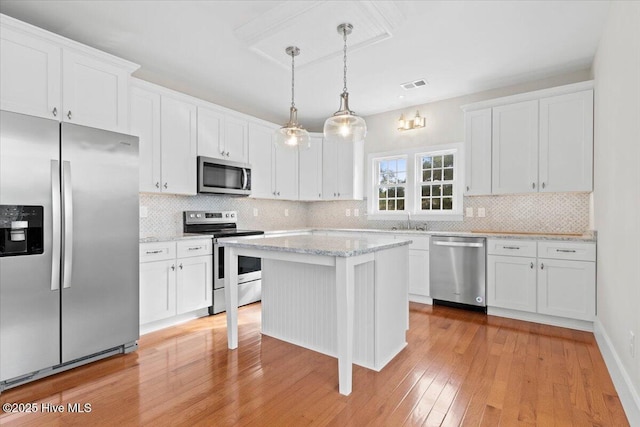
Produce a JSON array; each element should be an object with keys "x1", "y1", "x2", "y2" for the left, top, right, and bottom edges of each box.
[{"x1": 0, "y1": 110, "x2": 139, "y2": 390}]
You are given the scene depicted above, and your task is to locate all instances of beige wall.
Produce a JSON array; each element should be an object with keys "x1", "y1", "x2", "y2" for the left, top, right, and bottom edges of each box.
[{"x1": 592, "y1": 1, "x2": 640, "y2": 421}]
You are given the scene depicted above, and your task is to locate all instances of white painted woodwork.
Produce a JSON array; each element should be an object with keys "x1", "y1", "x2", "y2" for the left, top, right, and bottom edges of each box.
[
  {"x1": 248, "y1": 122, "x2": 275, "y2": 199},
  {"x1": 273, "y1": 144, "x2": 299, "y2": 199},
  {"x1": 139, "y1": 260, "x2": 177, "y2": 324},
  {"x1": 322, "y1": 139, "x2": 364, "y2": 200},
  {"x1": 537, "y1": 258, "x2": 596, "y2": 321},
  {"x1": 138, "y1": 240, "x2": 175, "y2": 263},
  {"x1": 176, "y1": 255, "x2": 212, "y2": 314},
  {"x1": 487, "y1": 254, "x2": 537, "y2": 313},
  {"x1": 464, "y1": 108, "x2": 492, "y2": 195},
  {"x1": 298, "y1": 135, "x2": 324, "y2": 200},
  {"x1": 408, "y1": 250, "x2": 430, "y2": 298},
  {"x1": 224, "y1": 115, "x2": 249, "y2": 163},
  {"x1": 62, "y1": 50, "x2": 130, "y2": 133},
  {"x1": 539, "y1": 90, "x2": 594, "y2": 192},
  {"x1": 130, "y1": 86, "x2": 162, "y2": 193},
  {"x1": 487, "y1": 238, "x2": 537, "y2": 257},
  {"x1": 0, "y1": 26, "x2": 61, "y2": 120},
  {"x1": 537, "y1": 241, "x2": 596, "y2": 262},
  {"x1": 492, "y1": 100, "x2": 539, "y2": 194},
  {"x1": 196, "y1": 106, "x2": 225, "y2": 159},
  {"x1": 176, "y1": 239, "x2": 212, "y2": 258},
  {"x1": 160, "y1": 96, "x2": 197, "y2": 195},
  {"x1": 212, "y1": 280, "x2": 262, "y2": 314}
]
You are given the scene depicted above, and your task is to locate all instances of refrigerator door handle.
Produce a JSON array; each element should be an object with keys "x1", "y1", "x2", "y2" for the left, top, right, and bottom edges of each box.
[
  {"x1": 51, "y1": 160, "x2": 61, "y2": 291},
  {"x1": 62, "y1": 160, "x2": 73, "y2": 289}
]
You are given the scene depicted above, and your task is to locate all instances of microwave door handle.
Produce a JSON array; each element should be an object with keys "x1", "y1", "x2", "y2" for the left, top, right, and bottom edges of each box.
[{"x1": 242, "y1": 168, "x2": 248, "y2": 190}]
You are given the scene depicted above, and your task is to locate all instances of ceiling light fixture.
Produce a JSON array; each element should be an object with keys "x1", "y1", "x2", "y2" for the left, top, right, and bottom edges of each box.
[
  {"x1": 274, "y1": 46, "x2": 310, "y2": 150},
  {"x1": 398, "y1": 111, "x2": 425, "y2": 131},
  {"x1": 323, "y1": 23, "x2": 367, "y2": 144}
]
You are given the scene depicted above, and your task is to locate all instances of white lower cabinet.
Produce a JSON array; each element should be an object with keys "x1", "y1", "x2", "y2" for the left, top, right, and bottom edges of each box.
[
  {"x1": 139, "y1": 239, "x2": 212, "y2": 327},
  {"x1": 408, "y1": 250, "x2": 429, "y2": 297},
  {"x1": 487, "y1": 255, "x2": 537, "y2": 313},
  {"x1": 537, "y1": 258, "x2": 595, "y2": 321}
]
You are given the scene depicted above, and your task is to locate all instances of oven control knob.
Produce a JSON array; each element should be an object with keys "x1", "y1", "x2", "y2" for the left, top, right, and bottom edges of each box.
[
  {"x1": 225, "y1": 213, "x2": 230, "y2": 218},
  {"x1": 189, "y1": 214, "x2": 195, "y2": 218},
  {"x1": 196, "y1": 214, "x2": 202, "y2": 218},
  {"x1": 230, "y1": 213, "x2": 235, "y2": 218}
]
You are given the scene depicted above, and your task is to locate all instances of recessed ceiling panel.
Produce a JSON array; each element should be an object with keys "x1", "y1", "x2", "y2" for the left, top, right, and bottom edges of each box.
[{"x1": 235, "y1": 0, "x2": 405, "y2": 69}]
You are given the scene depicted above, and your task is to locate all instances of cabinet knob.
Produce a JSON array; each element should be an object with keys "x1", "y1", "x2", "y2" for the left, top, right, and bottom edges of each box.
[
  {"x1": 333, "y1": 193, "x2": 337, "y2": 197},
  {"x1": 532, "y1": 182, "x2": 536, "y2": 189},
  {"x1": 466, "y1": 186, "x2": 470, "y2": 192},
  {"x1": 273, "y1": 191, "x2": 276, "y2": 196},
  {"x1": 164, "y1": 183, "x2": 168, "y2": 189},
  {"x1": 337, "y1": 192, "x2": 340, "y2": 197},
  {"x1": 171, "y1": 265, "x2": 175, "y2": 271},
  {"x1": 179, "y1": 263, "x2": 183, "y2": 270},
  {"x1": 540, "y1": 263, "x2": 544, "y2": 270},
  {"x1": 319, "y1": 193, "x2": 321, "y2": 198},
  {"x1": 52, "y1": 107, "x2": 58, "y2": 117},
  {"x1": 225, "y1": 151, "x2": 230, "y2": 157},
  {"x1": 542, "y1": 182, "x2": 546, "y2": 189},
  {"x1": 530, "y1": 262, "x2": 534, "y2": 269},
  {"x1": 155, "y1": 182, "x2": 160, "y2": 188},
  {"x1": 67, "y1": 110, "x2": 72, "y2": 120},
  {"x1": 277, "y1": 191, "x2": 280, "y2": 196}
]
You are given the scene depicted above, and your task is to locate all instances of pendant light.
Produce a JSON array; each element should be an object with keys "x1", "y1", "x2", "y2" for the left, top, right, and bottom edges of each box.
[
  {"x1": 274, "y1": 46, "x2": 310, "y2": 150},
  {"x1": 323, "y1": 23, "x2": 367, "y2": 143}
]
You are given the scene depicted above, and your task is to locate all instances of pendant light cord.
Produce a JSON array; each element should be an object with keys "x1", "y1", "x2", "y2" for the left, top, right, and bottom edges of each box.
[
  {"x1": 342, "y1": 27, "x2": 348, "y2": 95},
  {"x1": 291, "y1": 50, "x2": 296, "y2": 108}
]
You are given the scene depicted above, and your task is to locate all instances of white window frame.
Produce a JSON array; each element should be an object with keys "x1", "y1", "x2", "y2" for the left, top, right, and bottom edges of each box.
[
  {"x1": 372, "y1": 154, "x2": 409, "y2": 214},
  {"x1": 367, "y1": 142, "x2": 464, "y2": 221}
]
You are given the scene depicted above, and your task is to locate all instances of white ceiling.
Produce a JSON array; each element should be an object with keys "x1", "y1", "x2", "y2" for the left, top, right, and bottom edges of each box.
[{"x1": 0, "y1": 1, "x2": 610, "y2": 131}]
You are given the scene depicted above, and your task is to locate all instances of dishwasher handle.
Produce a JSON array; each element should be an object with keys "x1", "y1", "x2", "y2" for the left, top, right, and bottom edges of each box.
[{"x1": 433, "y1": 241, "x2": 484, "y2": 248}]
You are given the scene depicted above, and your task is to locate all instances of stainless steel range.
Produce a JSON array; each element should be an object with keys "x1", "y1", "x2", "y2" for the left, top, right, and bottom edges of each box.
[{"x1": 183, "y1": 211, "x2": 264, "y2": 314}]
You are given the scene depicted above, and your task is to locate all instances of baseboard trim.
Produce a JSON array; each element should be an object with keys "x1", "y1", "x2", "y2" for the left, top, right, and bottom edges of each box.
[
  {"x1": 487, "y1": 307, "x2": 593, "y2": 331},
  {"x1": 593, "y1": 317, "x2": 640, "y2": 426},
  {"x1": 408, "y1": 294, "x2": 432, "y2": 305}
]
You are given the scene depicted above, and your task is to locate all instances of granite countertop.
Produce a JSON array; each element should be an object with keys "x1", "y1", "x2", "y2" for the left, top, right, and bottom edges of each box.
[{"x1": 219, "y1": 234, "x2": 412, "y2": 257}]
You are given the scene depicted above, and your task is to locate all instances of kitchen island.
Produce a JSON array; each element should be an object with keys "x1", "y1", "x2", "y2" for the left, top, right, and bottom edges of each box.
[{"x1": 220, "y1": 234, "x2": 411, "y2": 395}]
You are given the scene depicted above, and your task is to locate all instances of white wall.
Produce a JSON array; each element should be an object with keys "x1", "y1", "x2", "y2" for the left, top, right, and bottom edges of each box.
[{"x1": 592, "y1": 1, "x2": 640, "y2": 423}]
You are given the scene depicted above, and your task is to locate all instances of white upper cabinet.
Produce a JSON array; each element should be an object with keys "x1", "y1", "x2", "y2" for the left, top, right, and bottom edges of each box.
[
  {"x1": 273, "y1": 145, "x2": 299, "y2": 200},
  {"x1": 539, "y1": 90, "x2": 593, "y2": 192},
  {"x1": 492, "y1": 100, "x2": 539, "y2": 194},
  {"x1": 298, "y1": 135, "x2": 323, "y2": 201},
  {"x1": 130, "y1": 86, "x2": 162, "y2": 193},
  {"x1": 323, "y1": 139, "x2": 364, "y2": 200},
  {"x1": 248, "y1": 122, "x2": 275, "y2": 199},
  {"x1": 0, "y1": 25, "x2": 61, "y2": 120},
  {"x1": 197, "y1": 107, "x2": 248, "y2": 164},
  {"x1": 160, "y1": 96, "x2": 197, "y2": 195},
  {"x1": 464, "y1": 108, "x2": 492, "y2": 195},
  {"x1": 0, "y1": 14, "x2": 138, "y2": 133}
]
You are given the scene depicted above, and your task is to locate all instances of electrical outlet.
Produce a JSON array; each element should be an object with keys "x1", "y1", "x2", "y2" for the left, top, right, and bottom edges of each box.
[
  {"x1": 346, "y1": 209, "x2": 351, "y2": 217},
  {"x1": 478, "y1": 207, "x2": 486, "y2": 218},
  {"x1": 284, "y1": 208, "x2": 289, "y2": 217},
  {"x1": 139, "y1": 206, "x2": 148, "y2": 218},
  {"x1": 354, "y1": 208, "x2": 359, "y2": 217},
  {"x1": 466, "y1": 207, "x2": 474, "y2": 217},
  {"x1": 630, "y1": 331, "x2": 636, "y2": 358},
  {"x1": 253, "y1": 208, "x2": 258, "y2": 217}
]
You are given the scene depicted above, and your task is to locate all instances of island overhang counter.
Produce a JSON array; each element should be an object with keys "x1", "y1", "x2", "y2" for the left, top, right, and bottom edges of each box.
[{"x1": 219, "y1": 234, "x2": 412, "y2": 395}]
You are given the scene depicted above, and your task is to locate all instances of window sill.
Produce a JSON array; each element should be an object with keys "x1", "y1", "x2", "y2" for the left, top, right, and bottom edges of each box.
[{"x1": 367, "y1": 212, "x2": 463, "y2": 222}]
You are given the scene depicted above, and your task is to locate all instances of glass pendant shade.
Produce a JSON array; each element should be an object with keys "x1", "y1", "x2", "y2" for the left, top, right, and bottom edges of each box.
[{"x1": 274, "y1": 107, "x2": 310, "y2": 150}]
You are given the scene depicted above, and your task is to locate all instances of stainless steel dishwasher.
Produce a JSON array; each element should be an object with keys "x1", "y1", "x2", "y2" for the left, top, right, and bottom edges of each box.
[{"x1": 430, "y1": 236, "x2": 486, "y2": 308}]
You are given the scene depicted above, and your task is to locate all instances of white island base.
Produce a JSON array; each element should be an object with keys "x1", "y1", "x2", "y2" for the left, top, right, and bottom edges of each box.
[{"x1": 222, "y1": 235, "x2": 410, "y2": 395}]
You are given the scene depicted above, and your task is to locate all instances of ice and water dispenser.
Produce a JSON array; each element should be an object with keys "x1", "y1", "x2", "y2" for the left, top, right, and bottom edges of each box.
[{"x1": 0, "y1": 205, "x2": 44, "y2": 257}]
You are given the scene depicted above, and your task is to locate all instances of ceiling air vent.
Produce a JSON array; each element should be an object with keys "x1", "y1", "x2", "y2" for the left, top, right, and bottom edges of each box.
[{"x1": 401, "y1": 79, "x2": 428, "y2": 90}]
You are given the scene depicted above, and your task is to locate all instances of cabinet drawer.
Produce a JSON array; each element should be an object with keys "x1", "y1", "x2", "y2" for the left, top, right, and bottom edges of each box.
[
  {"x1": 487, "y1": 239, "x2": 537, "y2": 257},
  {"x1": 177, "y1": 239, "x2": 212, "y2": 257},
  {"x1": 538, "y1": 241, "x2": 595, "y2": 262},
  {"x1": 140, "y1": 241, "x2": 176, "y2": 263}
]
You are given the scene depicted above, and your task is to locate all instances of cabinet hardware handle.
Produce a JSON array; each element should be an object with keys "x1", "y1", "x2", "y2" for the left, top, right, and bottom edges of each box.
[
  {"x1": 179, "y1": 263, "x2": 183, "y2": 270},
  {"x1": 532, "y1": 182, "x2": 536, "y2": 189},
  {"x1": 466, "y1": 186, "x2": 470, "y2": 191},
  {"x1": 334, "y1": 193, "x2": 336, "y2": 197},
  {"x1": 337, "y1": 192, "x2": 340, "y2": 197},
  {"x1": 542, "y1": 182, "x2": 546, "y2": 189},
  {"x1": 272, "y1": 191, "x2": 276, "y2": 196},
  {"x1": 530, "y1": 262, "x2": 534, "y2": 269},
  {"x1": 319, "y1": 193, "x2": 321, "y2": 198},
  {"x1": 540, "y1": 263, "x2": 544, "y2": 270},
  {"x1": 220, "y1": 149, "x2": 225, "y2": 155},
  {"x1": 171, "y1": 265, "x2": 175, "y2": 271},
  {"x1": 67, "y1": 110, "x2": 72, "y2": 120},
  {"x1": 277, "y1": 191, "x2": 280, "y2": 196},
  {"x1": 52, "y1": 107, "x2": 58, "y2": 117},
  {"x1": 155, "y1": 182, "x2": 160, "y2": 188},
  {"x1": 225, "y1": 151, "x2": 230, "y2": 157},
  {"x1": 145, "y1": 250, "x2": 163, "y2": 255},
  {"x1": 164, "y1": 183, "x2": 168, "y2": 189},
  {"x1": 187, "y1": 247, "x2": 203, "y2": 251},
  {"x1": 556, "y1": 249, "x2": 576, "y2": 253},
  {"x1": 503, "y1": 246, "x2": 520, "y2": 250}
]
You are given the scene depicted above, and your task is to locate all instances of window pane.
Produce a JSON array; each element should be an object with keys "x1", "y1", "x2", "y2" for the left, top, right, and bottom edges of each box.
[
  {"x1": 388, "y1": 187, "x2": 396, "y2": 198},
  {"x1": 379, "y1": 200, "x2": 386, "y2": 210},
  {"x1": 433, "y1": 156, "x2": 443, "y2": 168},
  {"x1": 444, "y1": 168, "x2": 454, "y2": 181},
  {"x1": 433, "y1": 169, "x2": 442, "y2": 181},
  {"x1": 422, "y1": 157, "x2": 432, "y2": 169},
  {"x1": 397, "y1": 199, "x2": 405, "y2": 210},
  {"x1": 422, "y1": 171, "x2": 431, "y2": 182},
  {"x1": 379, "y1": 161, "x2": 387, "y2": 172},
  {"x1": 432, "y1": 185, "x2": 441, "y2": 196},
  {"x1": 443, "y1": 197, "x2": 453, "y2": 210},
  {"x1": 444, "y1": 154, "x2": 454, "y2": 167},
  {"x1": 397, "y1": 158, "x2": 406, "y2": 172},
  {"x1": 443, "y1": 184, "x2": 453, "y2": 196},
  {"x1": 379, "y1": 187, "x2": 387, "y2": 198},
  {"x1": 421, "y1": 198, "x2": 430, "y2": 210},
  {"x1": 431, "y1": 198, "x2": 441, "y2": 210},
  {"x1": 397, "y1": 187, "x2": 405, "y2": 197},
  {"x1": 421, "y1": 186, "x2": 430, "y2": 197},
  {"x1": 388, "y1": 200, "x2": 396, "y2": 210},
  {"x1": 397, "y1": 172, "x2": 406, "y2": 183}
]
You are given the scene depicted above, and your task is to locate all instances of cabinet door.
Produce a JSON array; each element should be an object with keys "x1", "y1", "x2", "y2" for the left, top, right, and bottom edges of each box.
[
  {"x1": 298, "y1": 136, "x2": 323, "y2": 200},
  {"x1": 487, "y1": 255, "x2": 537, "y2": 312},
  {"x1": 176, "y1": 255, "x2": 212, "y2": 314},
  {"x1": 322, "y1": 139, "x2": 339, "y2": 199},
  {"x1": 130, "y1": 86, "x2": 162, "y2": 193},
  {"x1": 336, "y1": 139, "x2": 356, "y2": 199},
  {"x1": 225, "y1": 116, "x2": 248, "y2": 163},
  {"x1": 464, "y1": 108, "x2": 492, "y2": 195},
  {"x1": 197, "y1": 106, "x2": 225, "y2": 159},
  {"x1": 140, "y1": 260, "x2": 176, "y2": 324},
  {"x1": 273, "y1": 145, "x2": 299, "y2": 199},
  {"x1": 248, "y1": 123, "x2": 275, "y2": 199},
  {"x1": 537, "y1": 258, "x2": 595, "y2": 321},
  {"x1": 408, "y1": 250, "x2": 430, "y2": 297},
  {"x1": 62, "y1": 50, "x2": 129, "y2": 133},
  {"x1": 539, "y1": 90, "x2": 593, "y2": 192},
  {"x1": 492, "y1": 100, "x2": 538, "y2": 194},
  {"x1": 160, "y1": 96, "x2": 197, "y2": 195},
  {"x1": 0, "y1": 26, "x2": 61, "y2": 120}
]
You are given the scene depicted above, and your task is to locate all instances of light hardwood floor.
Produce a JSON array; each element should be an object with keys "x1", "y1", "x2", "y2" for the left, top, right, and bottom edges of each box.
[{"x1": 0, "y1": 302, "x2": 629, "y2": 426}]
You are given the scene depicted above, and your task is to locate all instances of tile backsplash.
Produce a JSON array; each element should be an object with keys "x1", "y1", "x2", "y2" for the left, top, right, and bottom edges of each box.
[{"x1": 140, "y1": 192, "x2": 591, "y2": 237}]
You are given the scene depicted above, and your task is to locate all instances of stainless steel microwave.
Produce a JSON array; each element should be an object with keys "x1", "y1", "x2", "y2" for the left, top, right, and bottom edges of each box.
[{"x1": 197, "y1": 156, "x2": 251, "y2": 195}]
